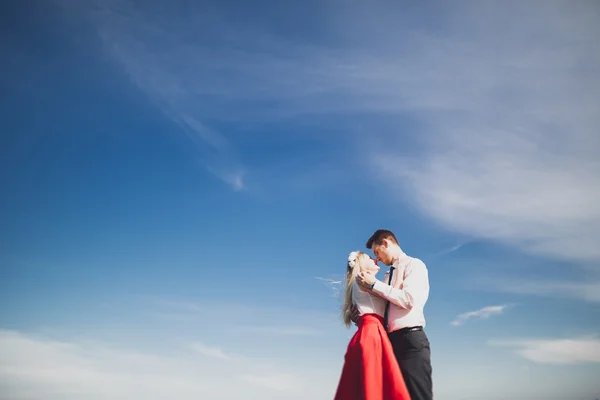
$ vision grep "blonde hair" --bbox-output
[342,251,365,327]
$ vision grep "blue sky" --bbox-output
[1,0,599,399]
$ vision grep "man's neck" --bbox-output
[390,248,406,266]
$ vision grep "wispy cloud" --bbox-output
[190,341,240,361]
[430,241,471,257]
[440,243,466,255]
[82,2,249,190]
[0,329,312,400]
[451,305,509,327]
[488,336,600,365]
[70,1,599,258]
[369,4,600,264]
[477,278,600,303]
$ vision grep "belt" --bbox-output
[393,326,423,334]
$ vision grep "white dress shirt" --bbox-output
[352,280,386,318]
[371,253,430,332]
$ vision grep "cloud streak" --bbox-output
[430,241,471,257]
[451,305,509,326]
[368,3,600,263]
[190,341,241,362]
[82,1,249,190]
[482,279,600,303]
[68,1,599,260]
[0,329,312,400]
[489,336,600,365]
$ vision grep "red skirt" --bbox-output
[334,314,411,400]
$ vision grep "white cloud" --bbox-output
[82,2,248,190]
[63,1,599,260]
[489,336,600,365]
[430,242,471,257]
[482,279,600,303]
[189,341,241,361]
[451,305,508,326]
[367,4,600,263]
[0,329,317,400]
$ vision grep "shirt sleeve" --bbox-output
[371,259,429,310]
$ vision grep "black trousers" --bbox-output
[388,329,433,400]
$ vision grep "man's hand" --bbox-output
[349,303,360,325]
[356,271,376,290]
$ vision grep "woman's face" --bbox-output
[360,254,380,275]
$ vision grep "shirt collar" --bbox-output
[392,252,411,269]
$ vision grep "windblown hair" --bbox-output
[342,251,365,327]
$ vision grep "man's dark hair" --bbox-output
[366,229,399,249]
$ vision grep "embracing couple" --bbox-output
[334,229,433,400]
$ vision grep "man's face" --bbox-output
[372,240,394,266]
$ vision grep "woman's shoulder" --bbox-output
[352,280,370,296]
[352,281,383,302]
[351,281,365,300]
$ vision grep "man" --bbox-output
[354,229,433,400]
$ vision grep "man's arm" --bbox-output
[371,260,429,310]
[349,303,360,325]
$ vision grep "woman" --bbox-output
[334,251,411,400]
